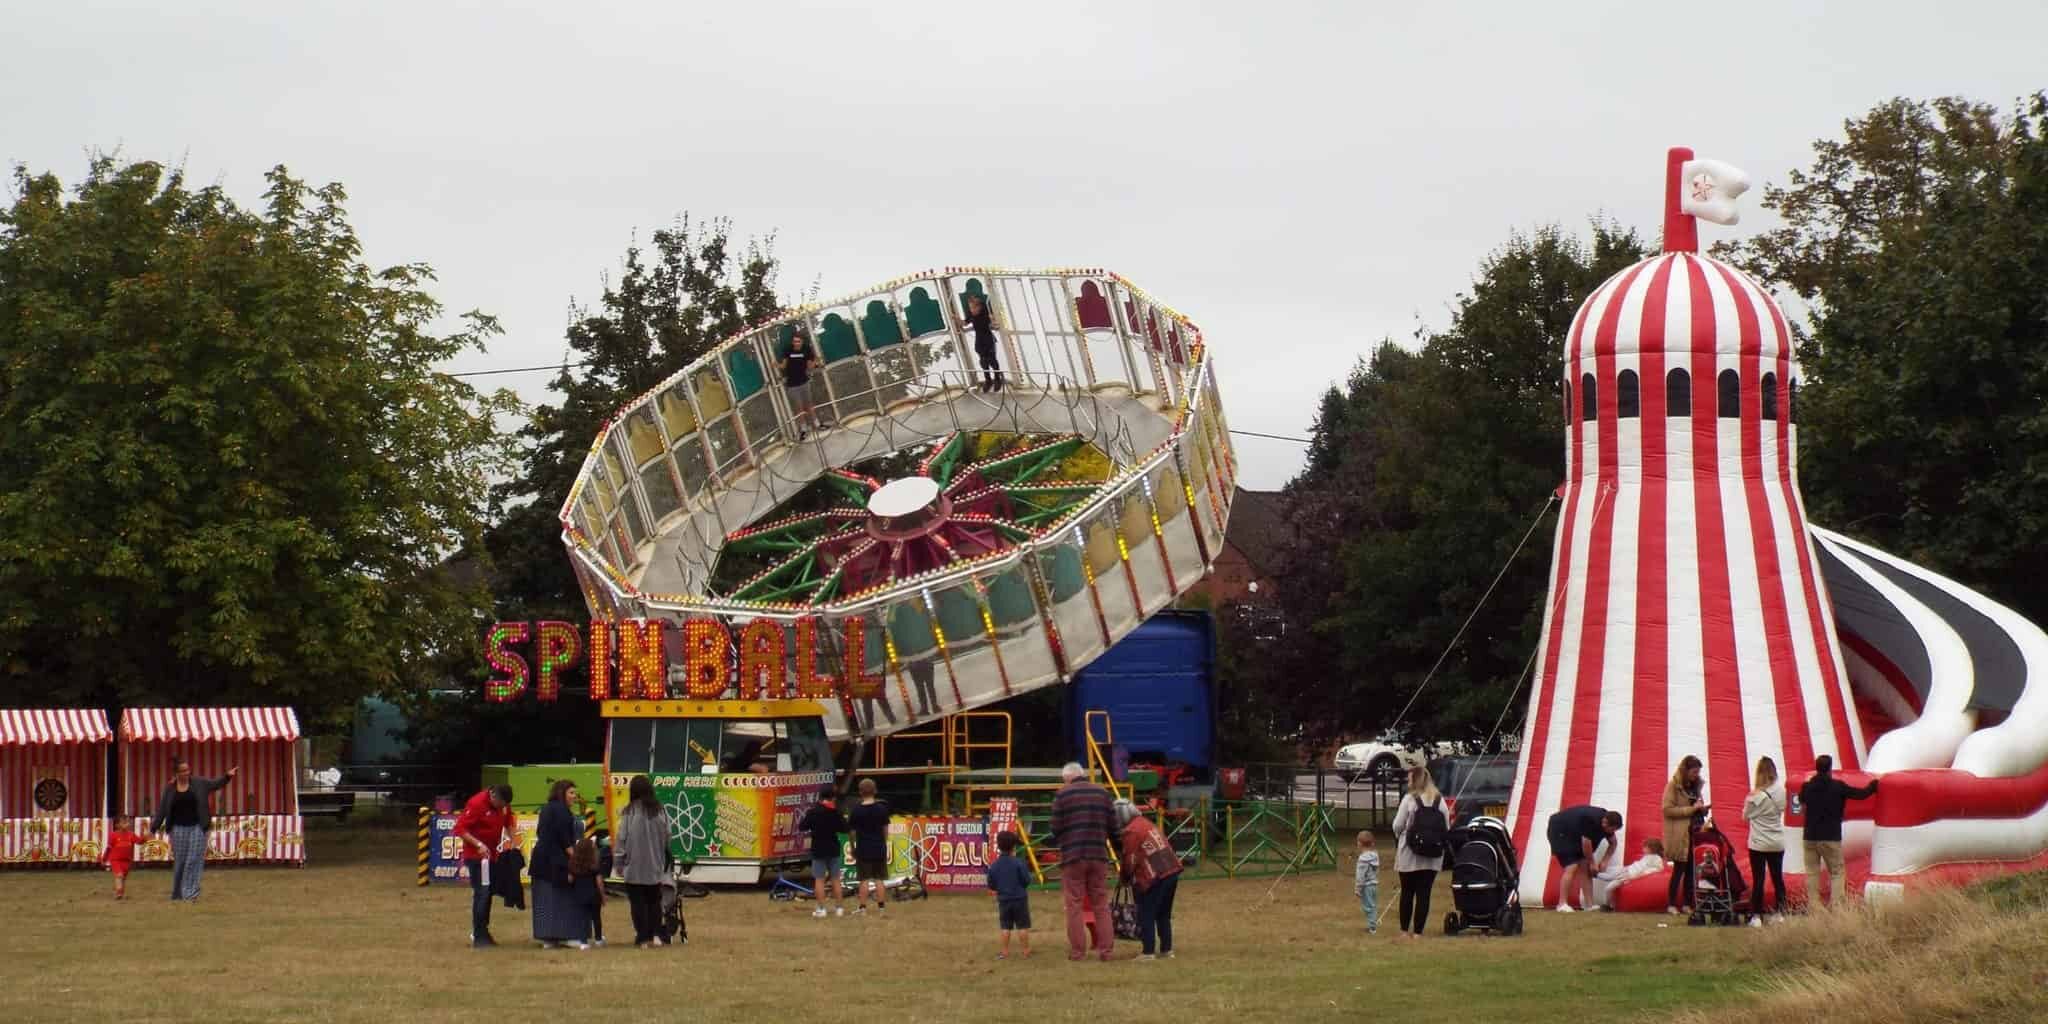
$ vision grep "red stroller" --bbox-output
[1687,821,1748,927]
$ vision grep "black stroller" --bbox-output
[658,881,688,945]
[1443,816,1524,936]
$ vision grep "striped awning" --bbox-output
[119,707,301,743]
[0,709,113,746]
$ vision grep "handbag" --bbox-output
[1110,882,1141,941]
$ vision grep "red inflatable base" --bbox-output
[1601,858,1869,914]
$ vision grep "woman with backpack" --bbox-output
[1389,763,1450,939]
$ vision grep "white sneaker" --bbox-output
[834,906,845,917]
[570,941,590,951]
[812,907,828,918]
[1748,917,1763,928]
[592,939,605,947]
[1555,904,1575,914]
[1135,954,1157,962]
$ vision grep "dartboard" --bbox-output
[33,777,68,813]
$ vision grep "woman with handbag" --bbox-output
[530,779,589,949]
[1114,800,1184,961]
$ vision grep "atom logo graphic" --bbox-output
[908,829,943,874]
[665,797,709,849]
[1690,172,1718,202]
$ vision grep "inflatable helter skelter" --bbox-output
[1507,148,2048,908]
[556,268,1236,741]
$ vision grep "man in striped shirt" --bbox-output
[1049,762,1116,961]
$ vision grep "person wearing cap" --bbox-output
[799,784,849,918]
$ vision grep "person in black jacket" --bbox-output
[1797,755,1878,910]
[151,757,238,902]
[963,294,1003,392]
[798,786,848,917]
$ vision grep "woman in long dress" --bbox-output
[531,779,588,949]
[150,756,238,902]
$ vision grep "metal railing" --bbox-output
[558,266,1227,623]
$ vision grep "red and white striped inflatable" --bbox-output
[1503,230,1860,903]
[118,708,302,862]
[1508,148,2048,907]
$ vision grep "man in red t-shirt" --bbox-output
[454,784,516,947]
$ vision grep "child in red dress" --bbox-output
[103,817,144,899]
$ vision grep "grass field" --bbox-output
[1,824,2039,1024]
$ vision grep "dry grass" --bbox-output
[0,824,1804,1024]
[1673,875,2048,1024]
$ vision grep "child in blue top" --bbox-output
[985,830,1033,960]
[1354,831,1381,934]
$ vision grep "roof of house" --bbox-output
[1226,488,1290,578]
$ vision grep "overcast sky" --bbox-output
[6,1,2042,490]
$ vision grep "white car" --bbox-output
[1333,736,1459,782]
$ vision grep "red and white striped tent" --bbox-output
[0,709,112,867]
[119,707,304,864]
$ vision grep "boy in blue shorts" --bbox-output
[986,830,1033,959]
[798,785,847,918]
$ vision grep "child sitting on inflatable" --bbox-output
[1590,838,1667,909]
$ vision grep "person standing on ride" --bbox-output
[615,775,672,947]
[151,756,238,902]
[1663,755,1709,916]
[1742,756,1788,925]
[1389,763,1448,939]
[779,326,822,440]
[453,783,516,947]
[1798,754,1877,910]
[531,779,589,949]
[963,294,1003,392]
[1114,799,1184,961]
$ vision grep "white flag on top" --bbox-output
[1679,158,1750,225]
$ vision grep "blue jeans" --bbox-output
[466,859,492,939]
[1357,885,1379,931]
[1136,874,1179,955]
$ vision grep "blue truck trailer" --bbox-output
[1064,609,1216,774]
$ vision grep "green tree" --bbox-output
[402,222,782,767]
[484,220,781,629]
[1720,94,2048,624]
[1261,223,1647,748]
[0,158,519,720]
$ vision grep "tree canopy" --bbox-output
[1722,93,2048,625]
[0,158,519,719]
[1246,223,1648,748]
[396,221,783,765]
